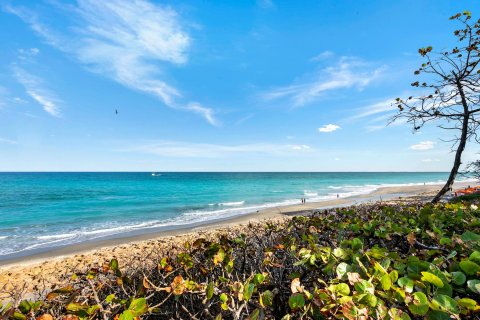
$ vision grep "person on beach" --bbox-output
[337,194,339,198]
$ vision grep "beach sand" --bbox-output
[0,181,472,299]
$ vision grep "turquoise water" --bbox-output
[0,172,454,259]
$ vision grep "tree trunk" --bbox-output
[431,80,470,203]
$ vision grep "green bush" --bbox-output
[2,201,480,319]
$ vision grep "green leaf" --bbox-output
[467,279,480,294]
[18,300,31,314]
[351,238,363,251]
[329,283,350,296]
[244,283,255,301]
[451,271,466,286]
[461,231,480,242]
[457,298,477,310]
[248,308,264,320]
[219,293,228,311]
[206,281,214,300]
[110,258,119,271]
[333,248,347,259]
[408,292,429,316]
[119,310,135,320]
[397,277,414,293]
[128,298,148,317]
[421,271,444,288]
[354,280,374,294]
[336,262,351,279]
[381,274,392,290]
[105,294,116,303]
[260,290,273,307]
[253,273,265,285]
[432,294,458,313]
[288,293,305,310]
[459,260,480,275]
[10,312,26,320]
[426,310,450,320]
[388,308,411,320]
[389,270,399,283]
[219,293,228,303]
[355,293,377,307]
[469,251,480,264]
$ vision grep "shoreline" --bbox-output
[0,181,472,297]
[0,181,471,269]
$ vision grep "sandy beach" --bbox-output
[0,181,472,299]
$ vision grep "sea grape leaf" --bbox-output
[354,280,374,294]
[288,293,305,310]
[206,281,214,300]
[354,293,377,307]
[461,231,480,242]
[408,292,429,316]
[381,274,392,290]
[469,251,480,264]
[260,290,273,307]
[457,298,477,310]
[397,277,414,293]
[128,298,148,317]
[451,271,466,286]
[244,283,255,301]
[329,283,350,296]
[421,272,444,288]
[336,262,351,280]
[459,260,480,275]
[432,294,458,313]
[467,280,480,294]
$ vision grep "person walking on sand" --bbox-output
[337,194,339,199]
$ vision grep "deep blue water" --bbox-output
[0,172,454,258]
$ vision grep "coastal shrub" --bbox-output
[2,200,480,319]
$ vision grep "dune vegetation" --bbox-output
[2,199,480,319]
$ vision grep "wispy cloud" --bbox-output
[349,98,396,121]
[310,51,334,62]
[262,56,385,107]
[410,141,434,150]
[0,138,17,145]
[13,67,61,117]
[257,0,275,9]
[422,158,440,162]
[124,141,315,158]
[5,0,219,125]
[318,124,340,133]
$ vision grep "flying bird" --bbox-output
[115,109,118,115]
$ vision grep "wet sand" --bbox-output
[0,181,471,299]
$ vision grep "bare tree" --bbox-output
[392,11,480,203]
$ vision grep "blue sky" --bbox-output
[0,0,478,171]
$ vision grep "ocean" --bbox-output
[0,172,456,260]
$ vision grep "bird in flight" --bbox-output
[115,109,118,115]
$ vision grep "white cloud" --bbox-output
[13,67,61,117]
[263,56,384,107]
[310,51,334,62]
[349,98,396,121]
[422,158,440,162]
[257,0,275,9]
[410,141,435,150]
[318,124,340,133]
[125,141,315,158]
[6,1,218,125]
[0,138,17,145]
[291,144,311,150]
[18,47,39,60]
[186,102,218,126]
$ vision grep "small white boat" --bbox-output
[151,172,162,176]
